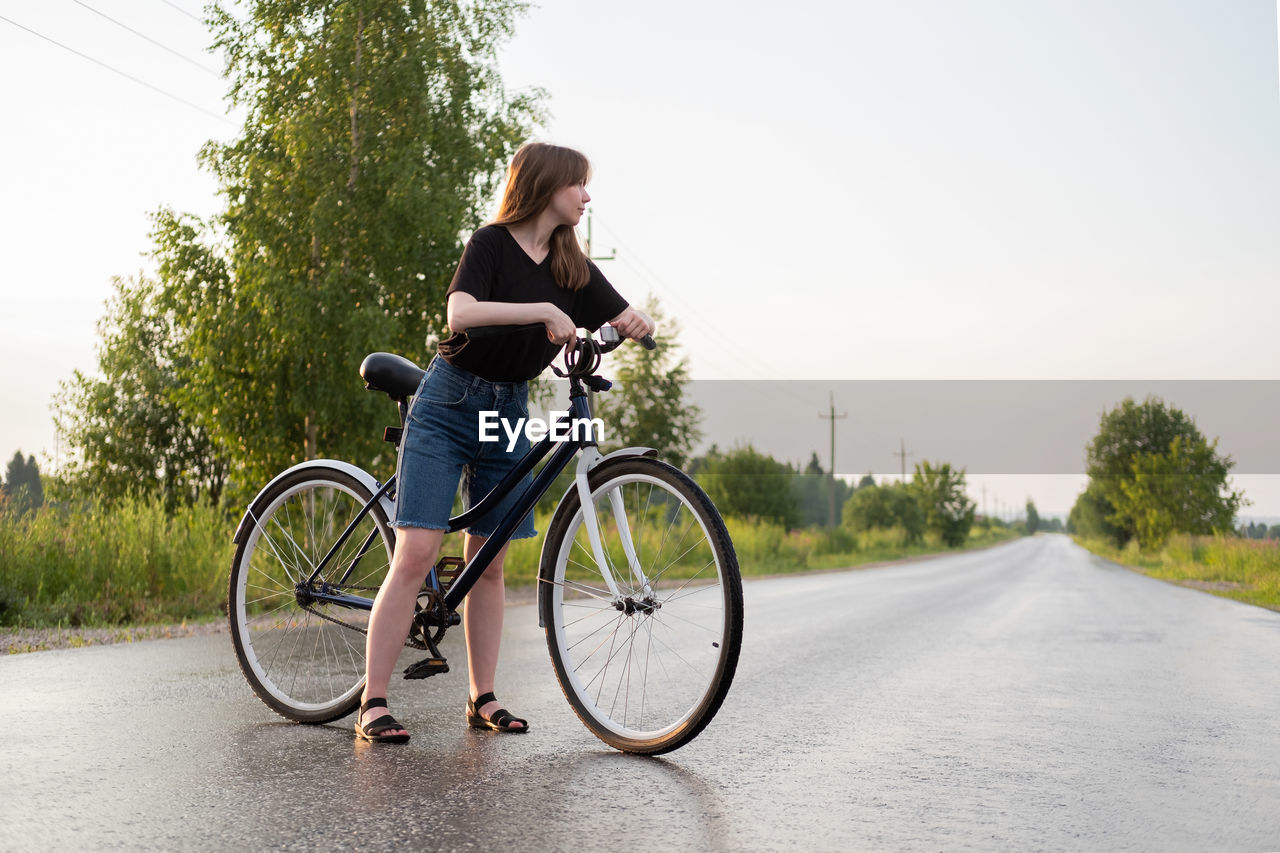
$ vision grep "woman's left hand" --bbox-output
[610,306,655,341]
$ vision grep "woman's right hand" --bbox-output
[542,304,577,345]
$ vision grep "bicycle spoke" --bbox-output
[640,616,654,727]
[611,617,640,725]
[639,619,709,678]
[562,604,622,632]
[541,575,615,603]
[571,611,628,674]
[657,558,719,599]
[585,614,645,700]
[651,605,723,636]
[660,578,720,598]
[566,609,627,654]
[542,461,741,753]
[231,471,391,721]
[651,521,705,584]
[248,596,298,628]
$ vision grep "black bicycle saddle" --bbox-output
[359,352,426,400]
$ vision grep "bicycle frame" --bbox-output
[299,377,651,615]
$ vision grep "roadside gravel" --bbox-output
[2,619,230,654]
[2,584,543,654]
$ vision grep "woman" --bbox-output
[356,142,655,743]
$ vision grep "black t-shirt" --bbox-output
[439,224,629,381]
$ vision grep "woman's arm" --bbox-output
[447,291,578,344]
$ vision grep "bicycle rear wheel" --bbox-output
[539,457,743,754]
[229,466,393,723]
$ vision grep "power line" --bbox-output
[587,210,779,379]
[0,12,234,126]
[588,212,824,418]
[586,211,838,469]
[73,0,221,77]
[159,0,203,23]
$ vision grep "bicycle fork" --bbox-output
[574,447,654,604]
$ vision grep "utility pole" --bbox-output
[894,438,914,480]
[818,392,847,527]
[584,210,617,262]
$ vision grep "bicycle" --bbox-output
[227,324,743,754]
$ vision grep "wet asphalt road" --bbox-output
[2,534,1278,851]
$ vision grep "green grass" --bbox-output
[722,519,1024,576]
[1074,534,1280,612]
[496,514,1024,584]
[0,498,234,628]
[0,494,1025,632]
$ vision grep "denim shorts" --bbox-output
[392,355,537,540]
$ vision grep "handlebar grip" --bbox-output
[639,334,656,351]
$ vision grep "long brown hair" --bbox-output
[492,142,592,291]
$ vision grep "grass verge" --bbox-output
[497,515,1024,584]
[2,496,1025,651]
[0,498,234,631]
[1073,534,1280,612]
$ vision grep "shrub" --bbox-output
[842,482,924,542]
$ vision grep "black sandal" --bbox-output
[466,692,529,733]
[355,697,410,743]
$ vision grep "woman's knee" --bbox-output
[390,527,444,582]
[468,550,505,584]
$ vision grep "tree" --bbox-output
[697,445,800,528]
[1238,521,1267,539]
[793,452,854,528]
[148,1,540,488]
[55,275,228,506]
[1068,479,1124,540]
[857,474,876,490]
[1082,396,1244,548]
[593,298,701,469]
[1110,435,1245,550]
[841,481,924,542]
[908,460,975,547]
[1025,498,1041,534]
[2,451,44,514]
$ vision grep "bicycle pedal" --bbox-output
[433,555,465,591]
[403,657,449,680]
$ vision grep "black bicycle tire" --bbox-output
[228,465,393,724]
[538,456,743,754]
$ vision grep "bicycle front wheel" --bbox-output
[539,457,743,754]
[229,466,393,723]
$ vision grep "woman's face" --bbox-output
[547,181,590,227]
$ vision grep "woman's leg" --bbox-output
[361,526,444,733]
[461,532,523,728]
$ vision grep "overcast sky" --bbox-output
[1,0,1277,515]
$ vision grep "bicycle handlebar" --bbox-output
[464,323,655,351]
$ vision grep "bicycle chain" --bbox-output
[299,583,431,650]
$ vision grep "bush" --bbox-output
[908,461,975,547]
[697,445,800,528]
[0,497,234,627]
[842,483,924,542]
